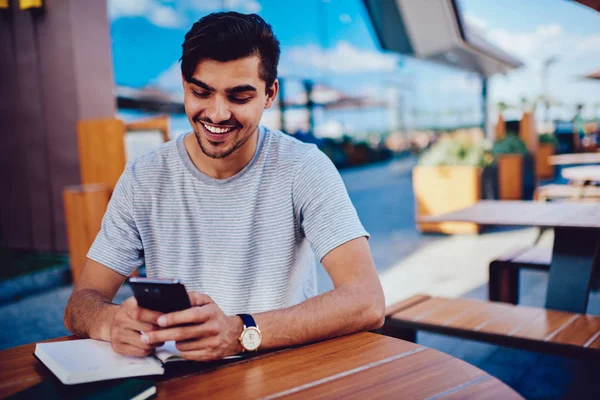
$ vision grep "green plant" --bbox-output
[492,132,528,156]
[418,136,494,168]
[538,133,559,148]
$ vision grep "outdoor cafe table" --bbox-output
[549,152,600,165]
[562,166,600,184]
[419,200,600,314]
[0,332,523,399]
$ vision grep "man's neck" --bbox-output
[184,129,259,180]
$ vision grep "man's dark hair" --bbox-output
[181,12,280,90]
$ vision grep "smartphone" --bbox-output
[128,277,192,314]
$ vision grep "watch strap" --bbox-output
[237,313,257,328]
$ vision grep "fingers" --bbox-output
[188,292,214,307]
[158,304,215,328]
[143,321,219,345]
[111,329,157,357]
[112,342,154,357]
[122,300,163,325]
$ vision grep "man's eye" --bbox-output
[230,97,252,104]
[192,90,210,98]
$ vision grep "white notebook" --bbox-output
[34,339,241,385]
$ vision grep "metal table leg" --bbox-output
[545,227,600,313]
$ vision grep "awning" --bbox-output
[584,69,600,80]
[363,0,523,77]
[573,0,600,12]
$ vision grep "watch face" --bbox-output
[242,327,261,351]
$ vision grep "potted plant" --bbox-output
[492,133,529,200]
[413,134,495,234]
[537,133,558,180]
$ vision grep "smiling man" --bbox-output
[64,12,384,361]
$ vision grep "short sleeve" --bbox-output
[87,166,144,276]
[293,147,369,261]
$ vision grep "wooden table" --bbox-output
[549,152,600,165]
[419,200,600,313]
[0,333,522,399]
[562,166,600,183]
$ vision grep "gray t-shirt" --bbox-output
[88,126,369,315]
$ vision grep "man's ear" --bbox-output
[264,79,279,109]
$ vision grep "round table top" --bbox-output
[0,332,523,399]
[562,166,600,182]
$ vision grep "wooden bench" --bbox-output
[489,246,552,304]
[535,184,600,201]
[381,295,600,359]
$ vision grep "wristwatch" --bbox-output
[237,314,262,352]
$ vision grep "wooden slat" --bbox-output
[445,301,514,331]
[392,298,452,321]
[385,295,430,317]
[589,332,600,349]
[156,333,422,399]
[417,298,479,326]
[439,375,524,400]
[477,305,543,336]
[508,309,578,341]
[278,349,486,400]
[549,315,600,347]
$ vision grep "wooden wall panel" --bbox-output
[0,5,33,249]
[35,0,81,252]
[13,9,54,251]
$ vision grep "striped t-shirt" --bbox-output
[88,126,369,315]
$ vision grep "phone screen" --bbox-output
[128,278,192,313]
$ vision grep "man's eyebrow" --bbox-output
[225,85,257,94]
[188,78,214,92]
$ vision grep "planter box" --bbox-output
[536,143,555,180]
[497,154,523,200]
[413,166,482,234]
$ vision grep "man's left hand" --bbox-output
[140,292,243,361]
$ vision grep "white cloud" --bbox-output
[190,0,262,13]
[283,41,400,74]
[149,5,182,28]
[151,62,183,93]
[339,14,352,24]
[108,0,185,28]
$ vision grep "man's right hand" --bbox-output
[110,296,165,357]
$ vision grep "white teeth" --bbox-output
[202,123,233,134]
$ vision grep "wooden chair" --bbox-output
[381,295,600,359]
[63,116,170,282]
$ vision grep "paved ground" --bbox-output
[1,157,599,399]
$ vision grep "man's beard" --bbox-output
[193,128,253,160]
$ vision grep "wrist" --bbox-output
[95,303,119,342]
[229,315,244,354]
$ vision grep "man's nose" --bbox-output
[205,96,232,123]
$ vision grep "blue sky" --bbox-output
[108,0,600,135]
